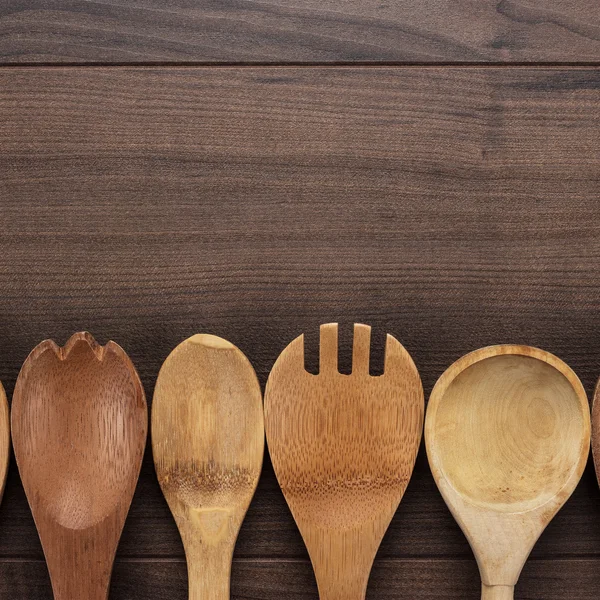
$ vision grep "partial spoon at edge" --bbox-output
[426,345,590,600]
[0,382,9,504]
[11,332,147,600]
[152,334,264,600]
[589,374,600,501]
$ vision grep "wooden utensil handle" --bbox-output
[481,584,514,600]
[52,584,109,600]
[48,561,111,600]
[186,546,232,600]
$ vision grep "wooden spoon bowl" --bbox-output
[152,334,264,600]
[426,345,590,600]
[12,332,147,600]
[265,323,423,600]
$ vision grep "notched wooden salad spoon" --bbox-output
[152,334,264,600]
[426,345,590,600]
[264,323,424,600]
[12,332,147,600]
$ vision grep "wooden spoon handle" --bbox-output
[185,544,232,600]
[316,584,366,600]
[52,581,109,600]
[481,585,514,600]
[48,554,111,600]
[176,513,236,600]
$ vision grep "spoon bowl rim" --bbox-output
[425,344,590,515]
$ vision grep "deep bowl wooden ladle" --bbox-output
[152,334,264,600]
[265,323,423,600]
[426,345,590,600]
[12,332,147,600]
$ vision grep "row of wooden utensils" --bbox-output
[0,323,594,600]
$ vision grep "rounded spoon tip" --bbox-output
[188,334,236,350]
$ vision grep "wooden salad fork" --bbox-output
[264,323,424,600]
[152,334,264,600]
[426,345,590,600]
[12,332,147,600]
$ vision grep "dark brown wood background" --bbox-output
[0,2,599,598]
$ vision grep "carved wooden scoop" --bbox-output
[0,382,9,503]
[426,345,590,600]
[152,334,264,600]
[12,332,147,600]
[265,323,423,600]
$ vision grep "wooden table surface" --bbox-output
[0,3,599,599]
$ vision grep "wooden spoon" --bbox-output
[12,332,147,600]
[152,334,264,600]
[426,345,590,600]
[590,377,600,492]
[264,323,423,600]
[0,382,9,503]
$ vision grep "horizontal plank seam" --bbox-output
[0,62,599,69]
[0,556,598,563]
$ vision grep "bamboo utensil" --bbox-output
[264,323,423,600]
[152,334,264,600]
[12,332,147,600]
[426,345,590,600]
[0,382,9,503]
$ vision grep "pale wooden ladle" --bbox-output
[0,382,9,503]
[264,323,424,600]
[152,334,264,600]
[426,345,590,600]
[12,332,147,600]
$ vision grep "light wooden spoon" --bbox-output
[152,334,264,600]
[426,345,590,600]
[12,332,147,600]
[264,323,424,600]
[0,382,9,503]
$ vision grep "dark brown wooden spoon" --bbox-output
[0,382,9,503]
[12,332,147,600]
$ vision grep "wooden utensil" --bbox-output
[152,334,264,600]
[590,377,600,491]
[264,323,423,600]
[426,345,590,600]
[12,332,147,600]
[0,382,9,503]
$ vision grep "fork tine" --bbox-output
[352,323,371,376]
[319,323,338,373]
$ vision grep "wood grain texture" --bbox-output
[0,0,600,63]
[11,332,148,600]
[264,323,423,600]
[0,66,599,597]
[152,334,264,600]
[3,557,600,598]
[426,345,591,599]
